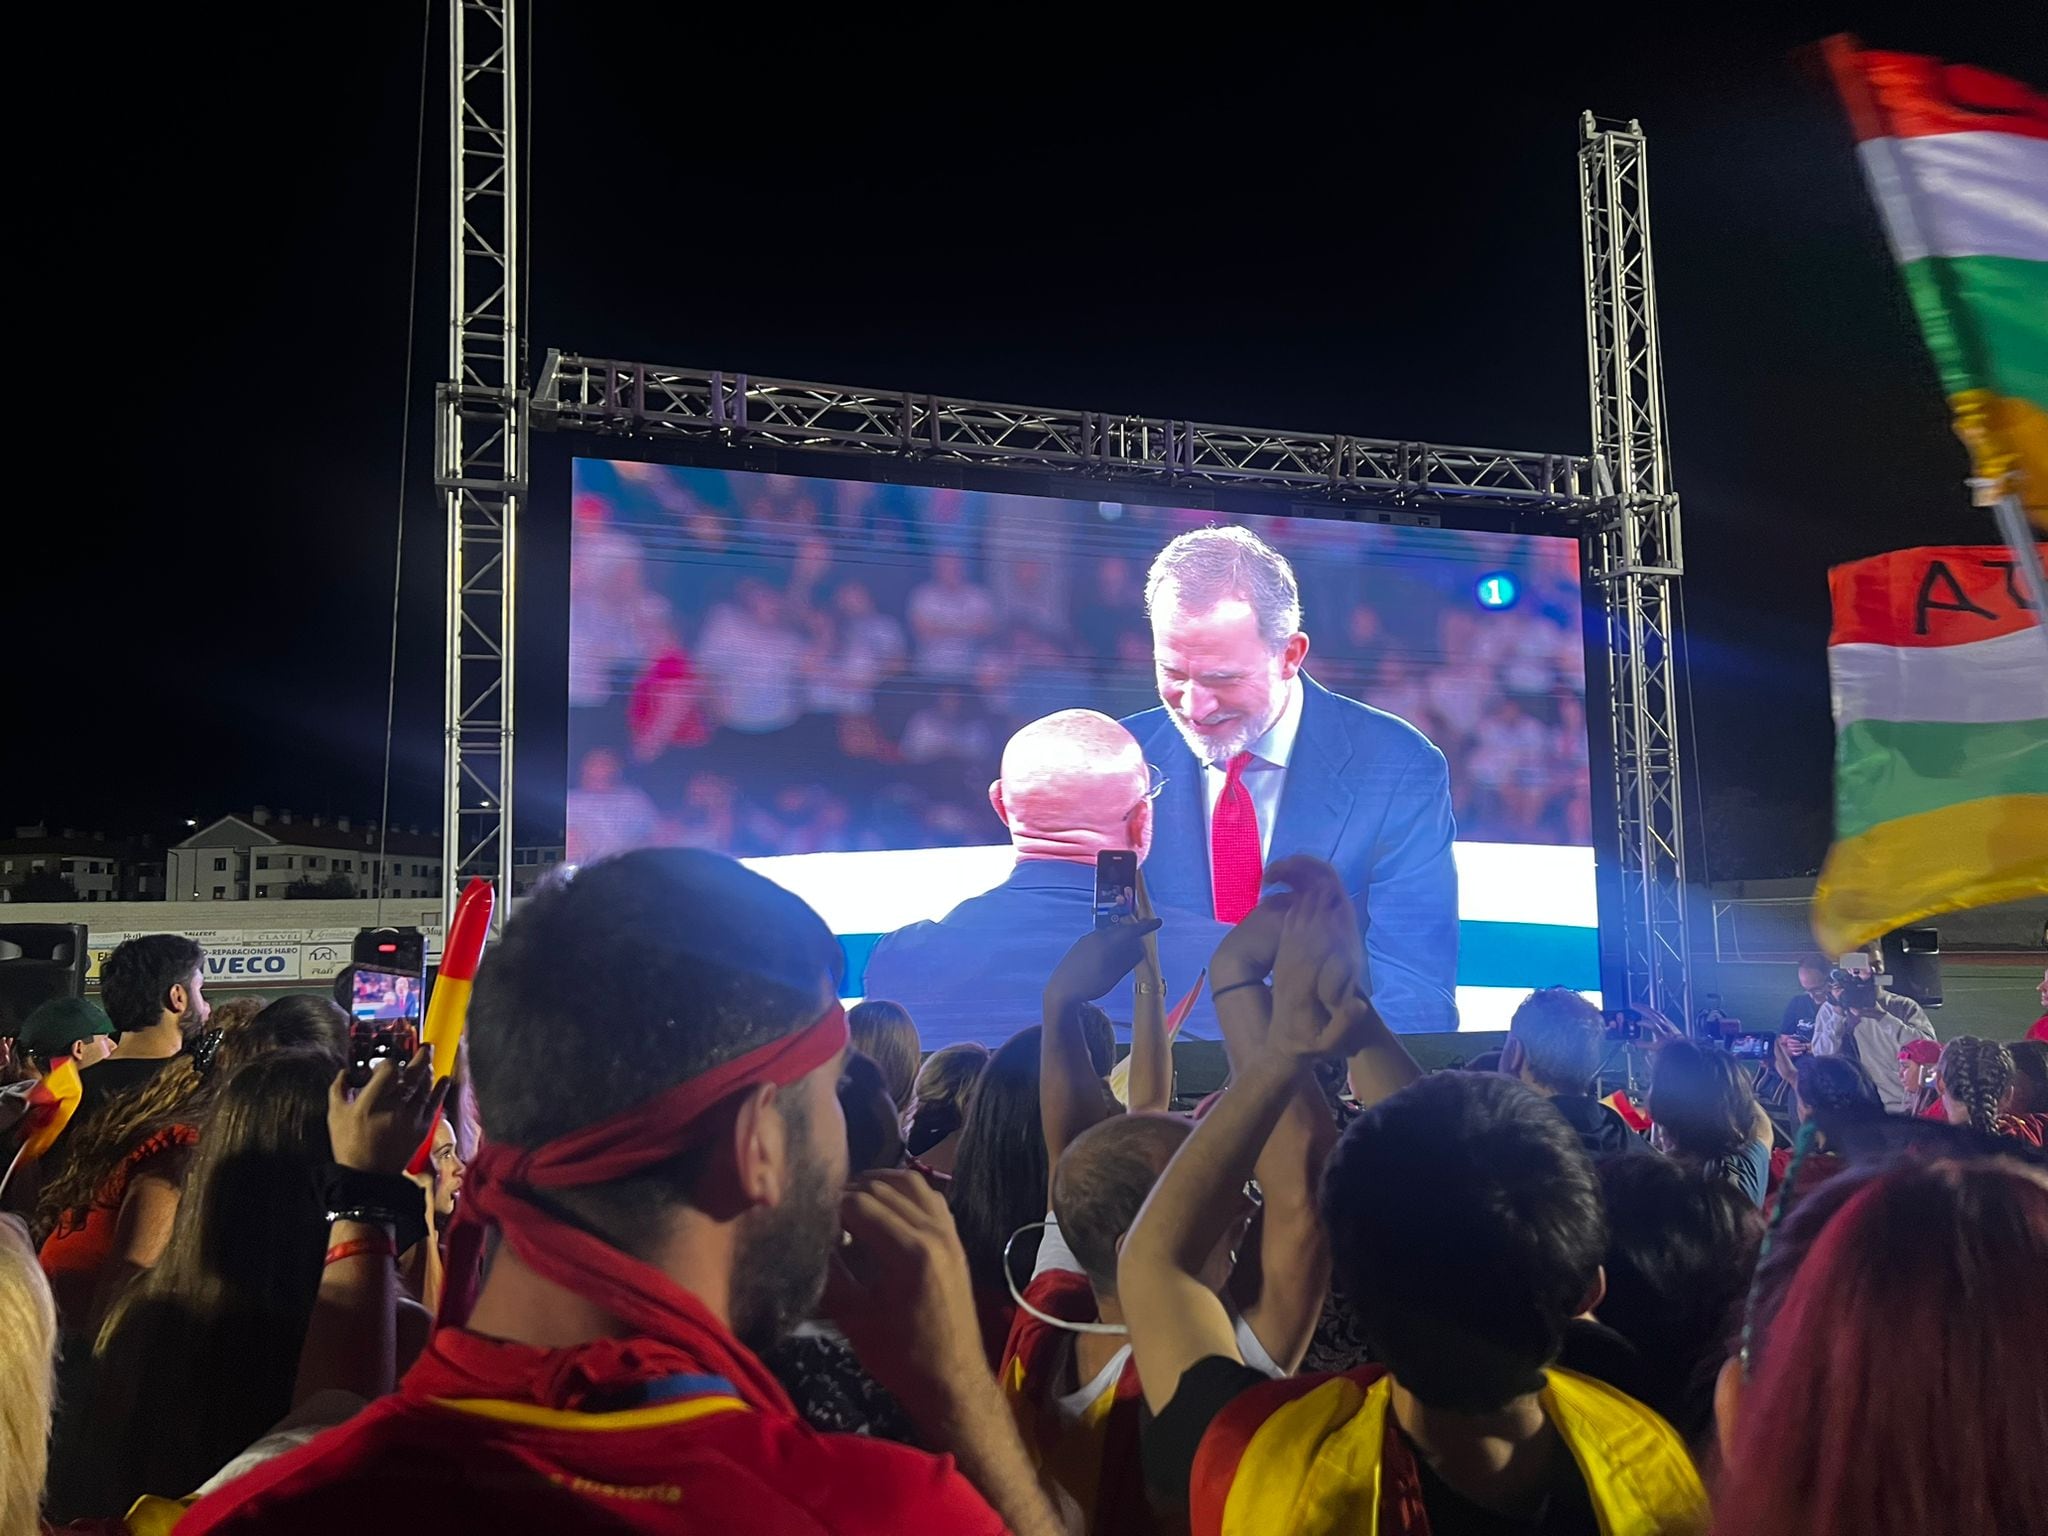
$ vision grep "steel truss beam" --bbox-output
[534,356,1597,512]
[437,0,521,923]
[1580,113,1691,1021]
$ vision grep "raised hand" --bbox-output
[1264,854,1364,982]
[328,1046,449,1176]
[1045,918,1163,1007]
[824,1169,987,1421]
[1268,880,1376,1063]
[1211,896,1292,988]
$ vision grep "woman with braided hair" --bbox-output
[1938,1037,2045,1147]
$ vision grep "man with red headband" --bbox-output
[181,849,1060,1534]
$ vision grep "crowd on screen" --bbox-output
[565,463,1591,864]
[3,852,2045,1533]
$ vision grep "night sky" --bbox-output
[12,9,2037,877]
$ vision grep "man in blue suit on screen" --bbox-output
[1121,524,1460,1033]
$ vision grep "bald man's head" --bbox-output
[990,709,1153,864]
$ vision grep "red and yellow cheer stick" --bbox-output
[406,877,495,1174]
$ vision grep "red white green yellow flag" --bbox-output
[1811,545,2048,952]
[1825,39,2048,528]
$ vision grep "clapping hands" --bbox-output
[1266,858,1376,1063]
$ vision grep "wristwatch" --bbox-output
[1134,979,1161,998]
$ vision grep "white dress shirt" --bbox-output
[1200,675,1304,868]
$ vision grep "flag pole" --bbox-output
[1987,490,2048,662]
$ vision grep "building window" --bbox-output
[256,855,270,870]
[213,857,228,871]
[212,886,226,899]
[285,856,297,869]
[256,885,269,898]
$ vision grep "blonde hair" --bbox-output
[848,1000,922,1112]
[1,1215,58,1536]
[912,1041,991,1115]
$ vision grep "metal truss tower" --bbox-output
[1579,113,1691,1020]
[438,0,522,923]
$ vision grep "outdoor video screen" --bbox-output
[568,459,1598,1038]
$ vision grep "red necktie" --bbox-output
[1211,751,1262,922]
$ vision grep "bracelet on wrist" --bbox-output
[322,1163,429,1253]
[1211,977,1268,1001]
[325,1234,399,1266]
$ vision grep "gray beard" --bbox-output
[1167,708,1268,767]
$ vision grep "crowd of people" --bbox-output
[3,857,2045,1535]
[566,462,1592,863]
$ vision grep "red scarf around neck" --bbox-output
[438,1003,848,1414]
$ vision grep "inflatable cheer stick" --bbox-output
[406,877,495,1174]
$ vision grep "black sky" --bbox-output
[11,8,2039,875]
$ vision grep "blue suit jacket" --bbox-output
[1121,674,1460,1034]
[859,859,1233,1050]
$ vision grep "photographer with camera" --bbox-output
[1803,949,1934,1115]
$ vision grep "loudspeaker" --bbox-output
[0,922,90,1035]
[1881,926,1942,1009]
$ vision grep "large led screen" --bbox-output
[569,459,1598,1040]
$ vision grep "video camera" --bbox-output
[1830,968,1878,1012]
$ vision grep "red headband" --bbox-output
[438,1001,848,1411]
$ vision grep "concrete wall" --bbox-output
[3,898,449,994]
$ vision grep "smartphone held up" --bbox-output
[346,927,425,1088]
[1093,849,1140,931]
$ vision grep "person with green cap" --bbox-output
[16,997,117,1076]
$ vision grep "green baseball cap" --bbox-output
[18,996,116,1058]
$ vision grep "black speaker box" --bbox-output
[1881,926,1942,1009]
[0,922,90,1035]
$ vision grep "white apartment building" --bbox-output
[169,809,443,902]
[0,827,164,903]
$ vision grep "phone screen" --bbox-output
[1727,1031,1775,1061]
[1093,850,1140,930]
[351,967,423,1023]
[347,967,423,1087]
